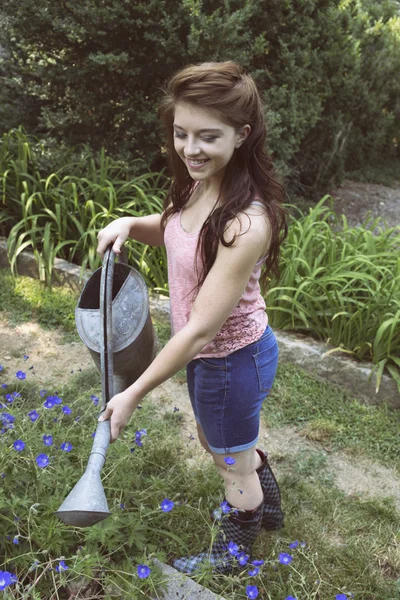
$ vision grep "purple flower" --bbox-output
[15,370,26,380]
[36,454,50,468]
[12,536,19,545]
[55,561,68,572]
[224,456,236,465]
[237,552,249,566]
[90,395,99,406]
[228,541,239,556]
[336,596,348,600]
[137,564,151,579]
[246,585,258,599]
[0,365,2,371]
[160,498,174,512]
[119,503,125,509]
[23,355,29,361]
[278,552,293,565]
[28,410,40,422]
[13,439,25,451]
[300,541,306,547]
[62,406,72,415]
[39,390,47,397]
[1,384,7,389]
[52,396,62,405]
[43,397,55,409]
[285,597,297,600]
[251,559,264,567]
[289,540,299,549]
[0,571,18,591]
[220,500,230,514]
[248,567,259,576]
[60,442,73,452]
[43,434,53,446]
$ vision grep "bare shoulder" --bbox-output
[224,204,271,251]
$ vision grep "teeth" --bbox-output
[188,159,208,165]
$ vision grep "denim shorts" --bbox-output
[186,325,279,455]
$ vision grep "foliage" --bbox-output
[0,357,399,598]
[0,128,170,292]
[267,196,400,392]
[0,0,399,196]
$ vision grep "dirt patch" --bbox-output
[328,179,400,230]
[0,319,93,388]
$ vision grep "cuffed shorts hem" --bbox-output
[207,437,259,455]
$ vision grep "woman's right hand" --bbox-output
[96,217,135,258]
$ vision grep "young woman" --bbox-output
[96,61,288,575]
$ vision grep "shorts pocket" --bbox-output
[198,357,227,370]
[253,345,278,393]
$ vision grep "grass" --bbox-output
[1,275,399,598]
[263,363,400,472]
[0,269,79,343]
[1,362,399,599]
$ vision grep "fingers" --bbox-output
[96,233,124,258]
[98,407,124,443]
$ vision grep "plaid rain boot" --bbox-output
[173,498,264,575]
[256,448,284,530]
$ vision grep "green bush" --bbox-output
[0,0,399,197]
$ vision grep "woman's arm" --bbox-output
[97,213,165,258]
[100,211,271,441]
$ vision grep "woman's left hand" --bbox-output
[98,390,142,443]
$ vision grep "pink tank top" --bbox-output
[163,203,269,359]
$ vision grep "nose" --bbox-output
[184,136,201,157]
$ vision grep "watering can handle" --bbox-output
[99,245,115,410]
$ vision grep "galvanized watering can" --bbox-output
[55,247,157,527]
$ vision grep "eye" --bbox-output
[173,132,218,143]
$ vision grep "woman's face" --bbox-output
[173,102,250,186]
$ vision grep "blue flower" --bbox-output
[5,394,13,403]
[60,442,73,452]
[13,439,25,451]
[39,390,47,397]
[53,396,62,405]
[23,355,29,361]
[43,397,55,409]
[300,541,306,547]
[248,567,259,576]
[12,536,19,545]
[55,561,68,573]
[137,564,151,579]
[285,597,297,600]
[1,413,15,425]
[246,585,258,599]
[62,406,72,415]
[336,595,348,600]
[0,571,18,591]
[278,552,293,565]
[90,395,99,406]
[289,540,299,549]
[28,410,40,422]
[237,552,249,566]
[224,456,236,465]
[220,500,231,514]
[36,454,50,468]
[15,370,26,380]
[1,384,7,389]
[43,434,53,446]
[119,503,125,509]
[251,559,264,567]
[0,365,2,371]
[160,498,174,512]
[228,541,239,556]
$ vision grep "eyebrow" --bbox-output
[173,124,223,134]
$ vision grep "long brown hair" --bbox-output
[159,61,288,292]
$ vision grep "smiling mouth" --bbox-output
[186,158,210,166]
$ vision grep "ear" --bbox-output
[235,124,251,148]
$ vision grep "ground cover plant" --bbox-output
[1,285,399,599]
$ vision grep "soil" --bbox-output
[328,179,400,230]
[1,179,399,513]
